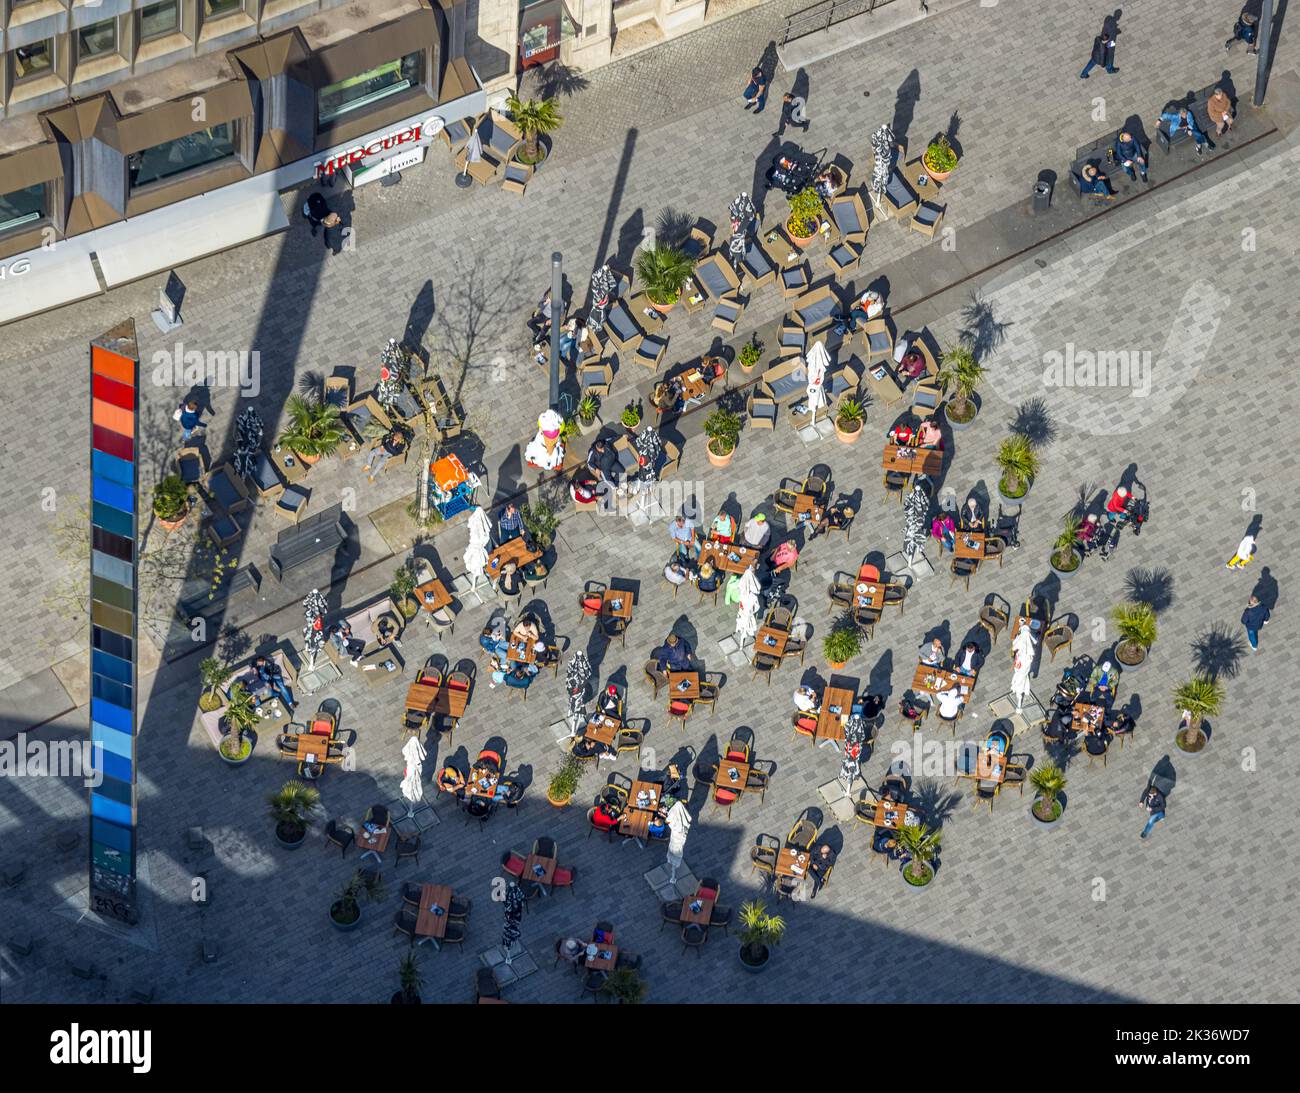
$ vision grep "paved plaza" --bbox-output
[2,0,1299,1004]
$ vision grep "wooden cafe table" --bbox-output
[506,630,541,665]
[585,929,619,972]
[619,779,662,841]
[678,891,716,927]
[698,540,761,575]
[1072,699,1106,735]
[465,765,501,801]
[789,492,825,528]
[1010,614,1044,660]
[522,849,557,890]
[600,589,634,622]
[754,625,790,660]
[405,680,439,714]
[484,537,542,581]
[294,733,330,764]
[415,884,454,944]
[873,799,922,830]
[714,756,751,797]
[881,443,943,477]
[434,681,470,719]
[816,685,855,742]
[356,826,390,859]
[666,671,702,701]
[952,531,988,562]
[911,663,965,696]
[414,576,452,614]
[775,847,812,879]
[583,713,622,750]
[852,578,885,613]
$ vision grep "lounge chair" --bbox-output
[711,294,745,334]
[827,190,870,273]
[502,161,533,195]
[603,299,645,353]
[910,201,946,239]
[884,170,919,220]
[791,285,837,333]
[205,463,251,515]
[694,252,741,302]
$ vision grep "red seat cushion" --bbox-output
[696,886,718,900]
[582,596,603,614]
[310,719,332,736]
[669,700,691,715]
[795,716,817,734]
[714,788,738,804]
[447,679,469,690]
[503,853,525,876]
[726,748,747,761]
[552,868,573,885]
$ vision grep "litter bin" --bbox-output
[1033,179,1052,214]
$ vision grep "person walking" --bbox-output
[742,66,769,112]
[1139,782,1166,839]
[1226,530,1256,569]
[176,399,205,442]
[1241,594,1270,651]
[1080,21,1118,78]
[1225,6,1260,54]
[774,93,808,137]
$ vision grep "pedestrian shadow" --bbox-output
[1251,566,1279,611]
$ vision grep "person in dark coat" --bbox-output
[1080,22,1118,78]
[1241,594,1270,650]
[303,192,329,235]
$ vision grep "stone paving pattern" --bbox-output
[1,0,1298,1003]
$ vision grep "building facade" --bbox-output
[0,0,485,321]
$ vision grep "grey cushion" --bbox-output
[833,201,863,235]
[637,337,666,360]
[915,203,941,226]
[769,371,808,401]
[715,303,741,322]
[797,296,836,326]
[830,244,857,267]
[210,475,241,508]
[279,488,307,512]
[828,373,851,397]
[392,390,420,419]
[781,267,806,288]
[616,446,640,471]
[606,304,641,341]
[583,367,606,387]
[178,454,203,484]
[504,163,529,183]
[914,389,939,409]
[867,330,892,354]
[886,172,916,206]
[349,405,375,432]
[696,262,734,298]
[780,329,805,349]
[743,243,774,278]
[753,402,777,421]
[250,453,279,492]
[211,514,238,538]
[485,121,515,155]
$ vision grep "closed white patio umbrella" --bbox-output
[665,799,693,883]
[805,340,831,425]
[463,505,492,585]
[735,565,762,642]
[400,735,427,803]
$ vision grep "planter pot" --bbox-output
[998,476,1032,505]
[399,597,420,620]
[1175,726,1210,755]
[329,902,363,931]
[1049,551,1082,578]
[738,945,770,973]
[218,732,253,765]
[155,507,189,532]
[785,217,816,248]
[647,297,676,315]
[1115,641,1148,669]
[621,420,641,435]
[578,415,600,435]
[515,136,551,169]
[834,419,863,444]
[942,396,980,431]
[922,154,955,183]
[1030,795,1064,826]
[198,692,224,714]
[738,361,759,375]
[546,789,573,808]
[275,822,308,850]
[706,441,736,468]
[294,449,322,466]
[827,659,847,671]
[901,862,935,888]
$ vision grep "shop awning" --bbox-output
[92,184,288,288]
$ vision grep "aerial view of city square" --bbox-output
[0,0,1294,1045]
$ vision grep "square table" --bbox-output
[466,767,501,800]
[953,531,987,561]
[852,580,885,612]
[1072,700,1106,735]
[698,540,761,575]
[816,685,855,742]
[269,444,308,485]
[583,714,621,748]
[358,646,404,685]
[248,696,292,730]
[295,734,330,763]
[506,633,541,665]
[1012,615,1044,651]
[775,847,812,879]
[667,671,701,701]
[434,683,470,719]
[975,748,1008,783]
[484,538,542,580]
[911,664,965,695]
[522,851,557,888]
[882,444,944,476]
[356,827,390,858]
[679,894,716,927]
[629,780,664,812]
[678,368,714,403]
[714,758,751,795]
[600,589,634,621]
[415,884,454,940]
[790,493,825,525]
[754,626,790,659]
[874,800,921,830]
[405,681,439,713]
[901,157,944,197]
[414,577,452,613]
[618,809,651,839]
[585,941,620,973]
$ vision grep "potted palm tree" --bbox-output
[635,244,694,313]
[390,559,419,619]
[268,779,321,849]
[737,341,762,375]
[738,899,785,972]
[1029,760,1067,825]
[996,434,1039,502]
[547,753,585,807]
[198,656,231,714]
[1050,514,1083,576]
[506,94,562,167]
[599,966,648,1003]
[938,344,983,428]
[279,394,346,464]
[391,954,423,1004]
[834,397,865,444]
[704,406,741,468]
[785,187,825,246]
[823,613,862,669]
[218,682,259,764]
[1112,601,1157,668]
[576,394,600,434]
[329,869,385,931]
[152,474,192,531]
[897,822,941,887]
[1173,674,1224,754]
[922,135,958,181]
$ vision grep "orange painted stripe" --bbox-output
[92,348,136,387]
[92,398,134,436]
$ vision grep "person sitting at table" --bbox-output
[591,797,622,832]
[479,615,509,657]
[710,509,737,543]
[497,560,525,599]
[766,539,799,576]
[793,684,820,713]
[597,683,623,720]
[252,655,296,710]
[498,660,538,690]
[512,612,542,648]
[661,762,687,801]
[932,513,956,552]
[808,502,854,542]
[327,620,363,665]
[916,419,943,448]
[558,317,585,366]
[668,513,698,559]
[888,422,915,447]
[650,633,694,673]
[664,558,692,587]
[897,345,928,382]
[919,637,945,666]
[651,377,684,416]
[437,764,467,798]
[695,561,720,596]
[1088,659,1120,700]
[935,685,965,720]
[807,844,836,899]
[740,512,771,549]
[959,497,985,531]
[585,437,623,489]
[1083,723,1112,756]
[844,289,885,332]
[1107,709,1136,740]
[955,642,982,677]
[494,501,526,546]
[1079,163,1115,196]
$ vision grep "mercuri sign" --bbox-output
[314,115,446,177]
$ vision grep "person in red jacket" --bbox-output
[1105,486,1130,520]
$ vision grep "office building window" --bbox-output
[140,1,180,40]
[12,40,54,82]
[318,51,423,126]
[79,18,119,60]
[0,183,46,234]
[129,122,238,189]
[205,0,242,17]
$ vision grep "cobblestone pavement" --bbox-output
[2,0,1299,1003]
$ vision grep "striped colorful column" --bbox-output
[88,320,140,925]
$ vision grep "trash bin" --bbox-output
[1033,179,1052,214]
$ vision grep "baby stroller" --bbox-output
[764,149,819,196]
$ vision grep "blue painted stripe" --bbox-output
[92,477,134,514]
[91,795,132,826]
[92,449,134,487]
[94,774,133,806]
[91,818,134,852]
[92,648,132,685]
[94,749,133,783]
[92,673,132,709]
[92,501,133,539]
[91,697,132,733]
[92,723,133,758]
[92,550,134,589]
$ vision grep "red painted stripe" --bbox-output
[93,425,134,461]
[92,374,136,410]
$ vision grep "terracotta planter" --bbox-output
[827,659,847,671]
[922,153,955,182]
[294,449,322,466]
[834,419,863,444]
[706,440,736,468]
[155,506,189,532]
[648,297,676,315]
[546,790,573,808]
[785,217,816,248]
